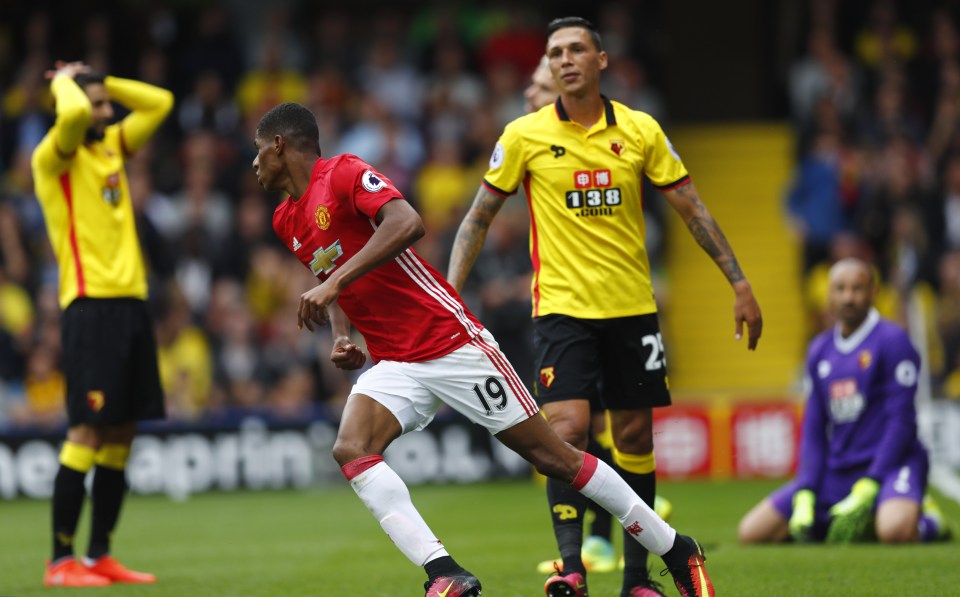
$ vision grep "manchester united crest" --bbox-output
[315,205,331,230]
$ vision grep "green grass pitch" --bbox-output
[1,479,957,596]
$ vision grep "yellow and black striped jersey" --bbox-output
[483,97,689,319]
[32,76,172,309]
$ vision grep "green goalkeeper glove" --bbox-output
[788,489,816,542]
[826,477,879,543]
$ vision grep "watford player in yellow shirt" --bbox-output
[32,60,173,587]
[449,17,762,597]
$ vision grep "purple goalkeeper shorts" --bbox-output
[769,448,929,540]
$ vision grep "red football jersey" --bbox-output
[273,155,483,362]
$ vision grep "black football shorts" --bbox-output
[532,312,671,410]
[61,298,166,425]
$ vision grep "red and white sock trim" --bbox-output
[341,455,384,481]
[572,452,599,490]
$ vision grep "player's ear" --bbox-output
[598,50,608,71]
[273,134,286,155]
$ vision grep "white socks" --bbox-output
[346,459,448,566]
[574,453,676,556]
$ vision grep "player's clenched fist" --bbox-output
[331,336,366,370]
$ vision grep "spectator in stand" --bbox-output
[0,262,33,386]
[858,68,926,147]
[789,27,863,133]
[413,137,472,232]
[212,187,275,283]
[422,37,485,142]
[7,342,66,430]
[235,41,307,121]
[357,34,424,125]
[175,5,244,97]
[787,125,860,273]
[176,70,241,139]
[154,282,212,421]
[338,93,425,195]
[854,0,917,76]
[927,152,960,259]
[855,137,937,287]
[935,248,960,396]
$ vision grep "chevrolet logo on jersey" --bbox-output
[310,241,344,275]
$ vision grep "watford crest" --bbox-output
[87,390,105,412]
[539,366,556,389]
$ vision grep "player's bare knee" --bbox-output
[736,509,766,544]
[526,446,580,483]
[737,519,758,544]
[66,425,103,449]
[541,407,588,446]
[876,520,918,543]
[549,422,588,450]
[331,438,376,467]
[612,418,654,453]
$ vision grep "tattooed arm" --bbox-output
[447,186,509,292]
[663,180,764,350]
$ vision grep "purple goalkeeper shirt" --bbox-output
[795,308,924,492]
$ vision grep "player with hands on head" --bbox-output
[449,16,754,597]
[738,258,951,545]
[253,101,714,597]
[32,60,173,587]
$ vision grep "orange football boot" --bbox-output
[84,556,156,584]
[44,558,111,587]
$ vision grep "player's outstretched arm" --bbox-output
[447,186,508,292]
[662,180,763,350]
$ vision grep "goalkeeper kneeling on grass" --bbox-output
[737,258,951,545]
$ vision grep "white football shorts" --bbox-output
[351,329,540,435]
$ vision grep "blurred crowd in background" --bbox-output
[3,0,960,432]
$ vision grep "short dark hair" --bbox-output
[546,17,603,52]
[75,72,106,88]
[256,102,321,155]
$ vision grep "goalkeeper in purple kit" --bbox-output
[738,258,950,544]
